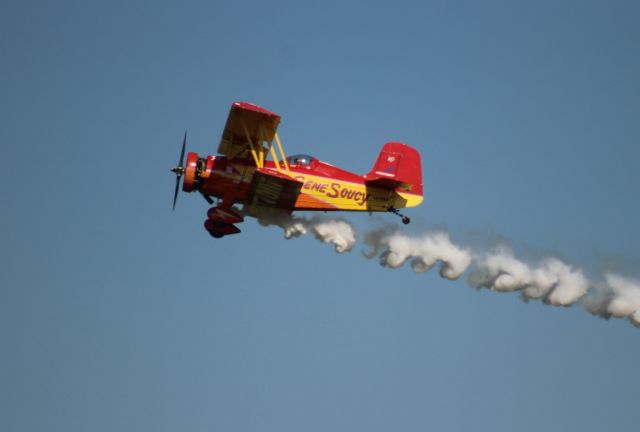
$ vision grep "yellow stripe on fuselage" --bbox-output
[290,173,423,211]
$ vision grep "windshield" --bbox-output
[287,154,315,166]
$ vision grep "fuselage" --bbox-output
[183,152,423,212]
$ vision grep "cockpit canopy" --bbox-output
[287,154,315,167]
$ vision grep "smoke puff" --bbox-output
[253,208,356,253]
[632,311,640,328]
[469,250,587,306]
[309,219,356,253]
[468,248,531,292]
[604,274,640,319]
[411,257,435,273]
[363,229,472,280]
[544,262,589,306]
[582,274,640,327]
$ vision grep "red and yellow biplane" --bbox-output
[171,102,423,238]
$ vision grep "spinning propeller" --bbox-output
[170,132,187,210]
[170,132,214,209]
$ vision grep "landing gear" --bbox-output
[209,230,224,239]
[204,219,241,238]
[388,207,411,225]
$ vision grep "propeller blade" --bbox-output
[179,131,186,167]
[171,131,187,211]
[172,176,180,210]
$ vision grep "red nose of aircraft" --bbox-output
[182,152,199,192]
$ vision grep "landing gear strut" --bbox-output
[389,207,411,225]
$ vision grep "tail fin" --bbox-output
[365,142,423,197]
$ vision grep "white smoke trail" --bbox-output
[251,208,356,253]
[249,209,639,328]
[360,225,639,328]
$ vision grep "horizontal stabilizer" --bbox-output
[364,178,413,191]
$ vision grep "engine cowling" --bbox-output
[182,152,199,192]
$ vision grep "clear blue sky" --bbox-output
[2,1,639,431]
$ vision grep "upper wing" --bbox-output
[217,102,281,162]
[248,168,303,209]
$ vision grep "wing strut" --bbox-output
[274,132,290,173]
[239,119,290,175]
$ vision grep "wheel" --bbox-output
[402,216,411,225]
[204,219,225,238]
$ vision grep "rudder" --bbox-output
[365,142,423,197]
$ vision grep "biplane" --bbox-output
[171,102,423,238]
